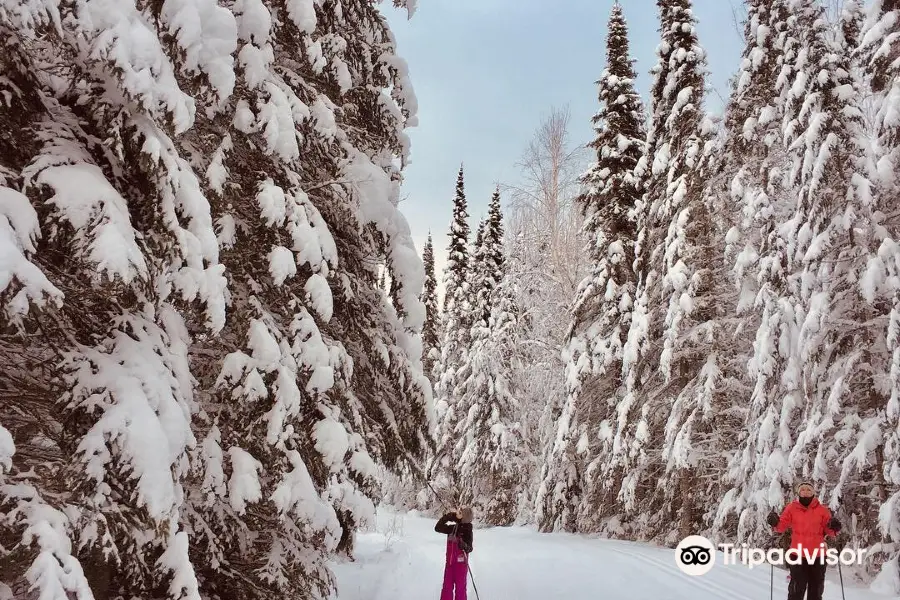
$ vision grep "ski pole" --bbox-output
[400,449,456,509]
[838,561,845,600]
[427,478,455,510]
[770,562,773,600]
[832,506,848,600]
[467,560,481,600]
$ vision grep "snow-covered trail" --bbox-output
[331,509,889,600]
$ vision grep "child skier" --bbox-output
[435,507,474,600]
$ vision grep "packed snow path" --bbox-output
[331,509,889,600]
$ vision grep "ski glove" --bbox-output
[766,512,780,527]
[459,540,472,553]
[829,517,841,532]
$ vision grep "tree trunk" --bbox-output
[679,469,694,541]
[83,548,112,600]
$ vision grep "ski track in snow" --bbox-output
[331,508,891,600]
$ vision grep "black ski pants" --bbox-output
[787,558,827,600]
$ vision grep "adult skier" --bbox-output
[435,507,474,600]
[766,481,842,600]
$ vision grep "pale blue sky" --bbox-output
[383,0,744,287]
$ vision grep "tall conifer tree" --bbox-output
[421,233,441,381]
[469,217,487,325]
[429,166,473,499]
[472,188,505,329]
[453,195,528,525]
[539,0,647,534]
[711,0,795,545]
[615,0,715,539]
[859,0,900,582]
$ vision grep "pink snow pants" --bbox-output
[440,537,467,600]
[440,559,467,600]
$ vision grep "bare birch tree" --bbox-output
[503,105,590,295]
[499,105,591,522]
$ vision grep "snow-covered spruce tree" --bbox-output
[380,232,437,515]
[421,232,441,383]
[859,0,900,95]
[427,216,486,504]
[184,3,433,587]
[429,165,472,506]
[542,1,647,535]
[472,188,505,329]
[761,0,885,560]
[608,4,684,532]
[855,0,900,588]
[486,188,505,267]
[682,112,756,541]
[710,0,799,545]
[468,217,487,324]
[651,108,753,545]
[0,2,428,599]
[434,189,506,513]
[453,214,529,526]
[0,4,233,596]
[717,1,889,564]
[611,0,718,543]
[442,166,472,319]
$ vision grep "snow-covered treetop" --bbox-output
[577,0,646,249]
[645,0,707,153]
[443,165,470,313]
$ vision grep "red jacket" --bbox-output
[774,498,838,553]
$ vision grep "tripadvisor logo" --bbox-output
[674,535,868,576]
[675,535,715,576]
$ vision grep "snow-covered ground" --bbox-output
[331,508,890,600]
